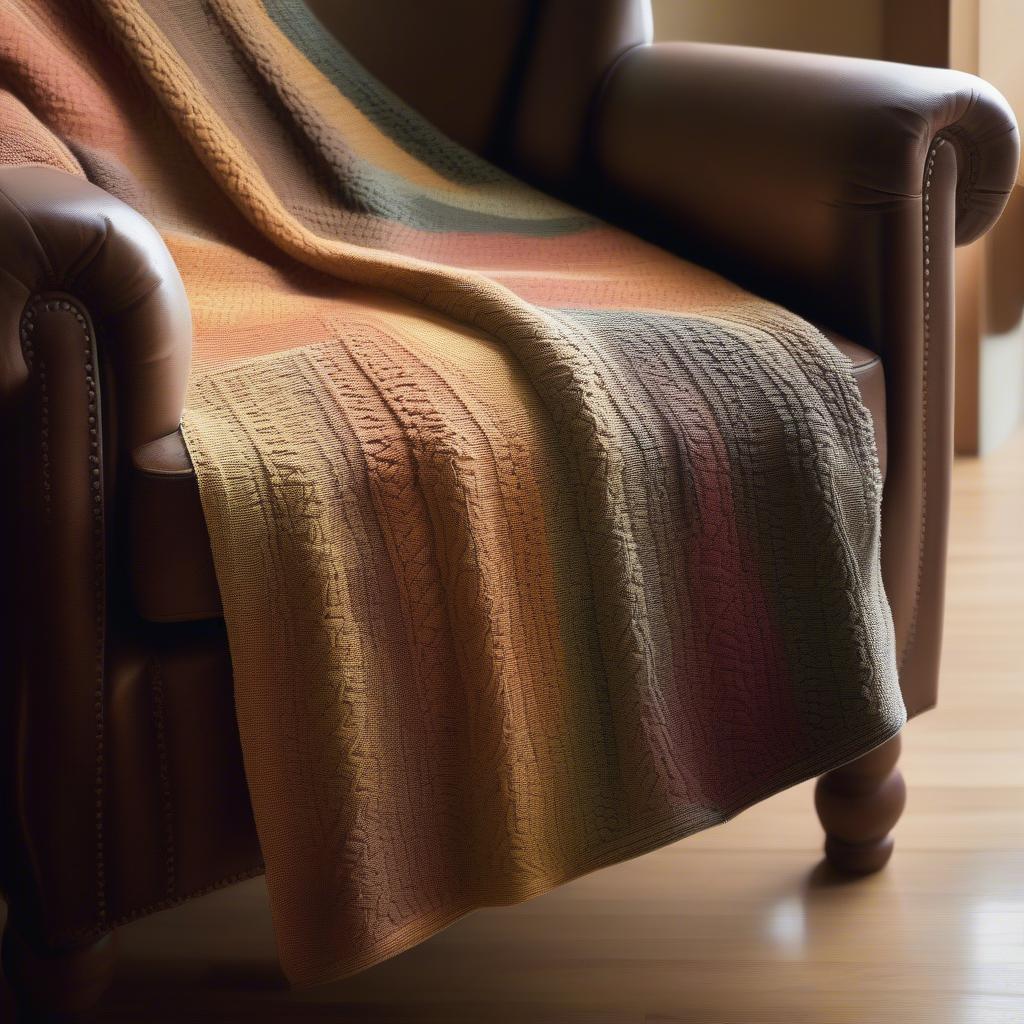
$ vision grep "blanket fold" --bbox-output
[1,0,902,985]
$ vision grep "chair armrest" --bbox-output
[593,42,1019,347]
[0,166,191,944]
[0,165,191,449]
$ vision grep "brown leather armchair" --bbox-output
[1,0,1018,1015]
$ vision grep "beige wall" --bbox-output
[975,1,1024,450]
[651,0,885,58]
[978,0,1024,165]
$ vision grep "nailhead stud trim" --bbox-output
[900,137,944,672]
[19,296,108,931]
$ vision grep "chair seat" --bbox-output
[129,329,886,624]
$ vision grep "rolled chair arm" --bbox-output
[0,165,191,449]
[0,166,191,946]
[592,42,1020,345]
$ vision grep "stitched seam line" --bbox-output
[150,657,177,900]
[21,296,108,931]
[105,865,265,931]
[900,138,943,672]
[38,865,266,946]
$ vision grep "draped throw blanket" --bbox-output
[1,0,903,985]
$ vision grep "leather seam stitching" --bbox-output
[37,865,266,946]
[18,310,51,516]
[150,657,177,901]
[105,865,265,933]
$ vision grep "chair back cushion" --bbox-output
[304,0,651,187]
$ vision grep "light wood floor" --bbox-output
[3,431,1023,1023]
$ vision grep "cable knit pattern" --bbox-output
[0,0,903,985]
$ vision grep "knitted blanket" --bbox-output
[1,0,903,985]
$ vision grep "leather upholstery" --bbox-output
[304,0,651,185]
[103,627,261,919]
[594,43,1020,259]
[127,335,886,625]
[131,434,222,623]
[1,0,1018,958]
[304,0,535,156]
[505,0,651,187]
[0,166,192,451]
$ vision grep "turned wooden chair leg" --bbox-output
[2,920,116,1020]
[815,732,906,874]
